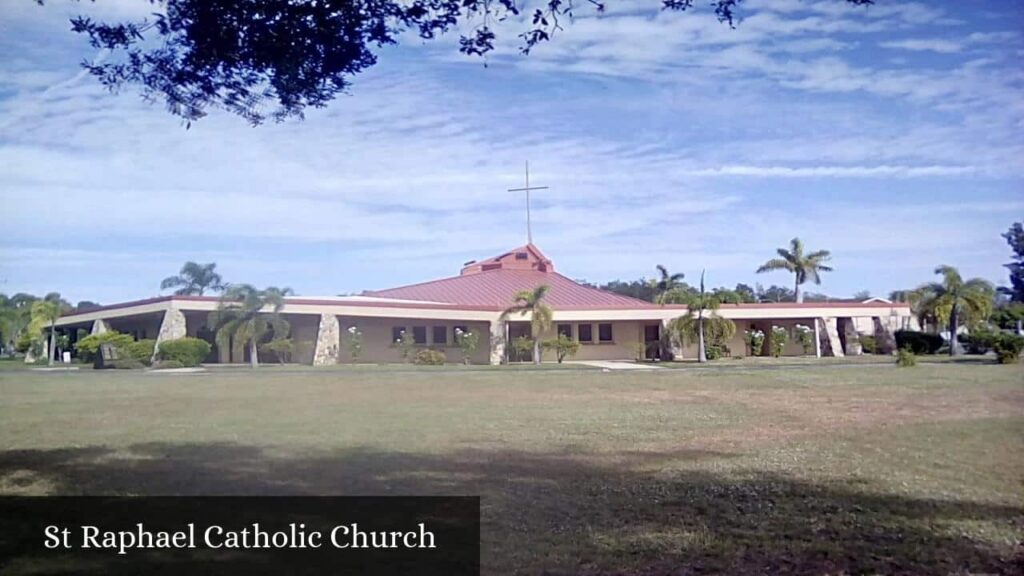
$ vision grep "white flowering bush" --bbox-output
[346,325,363,362]
[454,327,479,365]
[744,329,765,357]
[395,330,415,362]
[794,324,814,356]
[770,326,789,357]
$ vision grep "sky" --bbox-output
[0,0,1021,304]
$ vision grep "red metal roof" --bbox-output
[366,269,660,310]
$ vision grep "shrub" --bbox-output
[992,333,1024,364]
[260,338,295,364]
[152,359,185,370]
[395,330,416,362]
[156,337,211,367]
[75,331,134,362]
[510,336,534,363]
[705,344,723,360]
[960,329,998,355]
[413,349,446,365]
[743,329,765,357]
[126,339,156,365]
[859,334,877,354]
[769,326,788,358]
[894,330,944,355]
[541,333,581,363]
[896,348,917,367]
[346,326,363,362]
[794,324,815,355]
[454,328,479,365]
[109,358,145,370]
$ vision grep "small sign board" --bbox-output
[94,342,122,369]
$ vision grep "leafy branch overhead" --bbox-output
[58,0,873,124]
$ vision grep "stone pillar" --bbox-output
[312,313,340,366]
[842,318,863,356]
[872,316,896,354]
[661,318,682,360]
[153,308,187,361]
[90,319,110,335]
[820,317,844,357]
[489,319,506,365]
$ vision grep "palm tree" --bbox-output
[207,284,289,368]
[651,265,691,305]
[501,285,554,365]
[29,300,61,366]
[161,262,225,296]
[916,266,994,356]
[756,238,833,303]
[669,270,735,363]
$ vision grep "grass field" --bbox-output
[1,362,1022,574]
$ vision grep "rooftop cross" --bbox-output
[507,161,548,244]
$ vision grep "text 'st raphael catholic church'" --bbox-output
[54,244,912,365]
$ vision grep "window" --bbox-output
[578,324,593,343]
[557,324,572,339]
[412,326,427,345]
[515,252,529,260]
[432,326,448,345]
[453,325,469,337]
[598,323,613,342]
[392,326,406,343]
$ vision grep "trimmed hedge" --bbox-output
[993,333,1024,364]
[894,330,944,355]
[126,339,156,366]
[75,331,134,362]
[960,329,997,355]
[413,349,446,365]
[156,337,211,367]
[109,358,145,370]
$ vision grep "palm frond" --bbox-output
[789,237,804,258]
[757,258,793,273]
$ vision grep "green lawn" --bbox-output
[1,363,1022,574]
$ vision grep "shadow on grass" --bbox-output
[0,443,1020,574]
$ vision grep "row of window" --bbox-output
[391,325,470,346]
[388,323,616,345]
[557,323,614,343]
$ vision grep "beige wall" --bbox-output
[509,320,646,362]
[335,316,492,365]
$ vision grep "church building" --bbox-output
[52,244,912,365]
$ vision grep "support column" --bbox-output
[153,308,187,361]
[489,319,506,365]
[661,318,682,360]
[872,316,896,354]
[820,317,844,357]
[843,318,863,356]
[814,318,822,358]
[90,319,110,335]
[312,314,340,366]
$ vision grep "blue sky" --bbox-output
[1,0,1021,304]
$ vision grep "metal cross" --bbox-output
[507,161,548,244]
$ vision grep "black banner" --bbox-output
[0,496,479,575]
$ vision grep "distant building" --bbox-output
[53,244,912,364]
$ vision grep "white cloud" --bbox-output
[0,0,1019,302]
[879,38,963,53]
